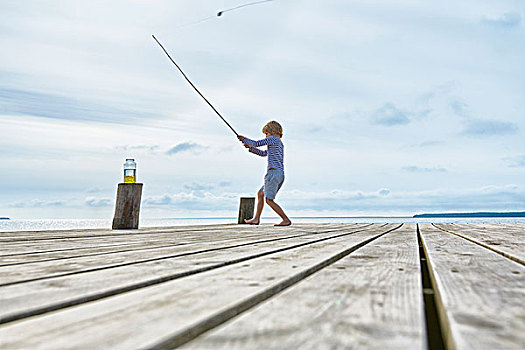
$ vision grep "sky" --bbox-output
[1,0,524,219]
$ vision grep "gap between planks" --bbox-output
[419,223,525,350]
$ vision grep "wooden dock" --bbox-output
[0,223,523,349]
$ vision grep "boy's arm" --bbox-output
[248,147,267,157]
[237,135,269,156]
[242,136,277,148]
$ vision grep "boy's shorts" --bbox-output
[260,169,285,200]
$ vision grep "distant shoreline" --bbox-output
[413,211,525,218]
[0,217,10,220]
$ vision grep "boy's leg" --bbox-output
[265,198,291,226]
[245,190,264,225]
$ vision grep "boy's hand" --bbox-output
[244,144,251,149]
[237,135,245,142]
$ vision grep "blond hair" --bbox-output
[262,120,283,138]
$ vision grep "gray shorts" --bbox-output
[260,169,285,200]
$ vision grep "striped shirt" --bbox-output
[243,136,284,170]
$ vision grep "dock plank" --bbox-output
[0,224,352,265]
[0,224,383,323]
[433,223,525,264]
[182,223,424,350]
[0,224,366,284]
[419,223,525,349]
[0,224,399,349]
[0,223,342,242]
[0,224,336,254]
[0,224,238,241]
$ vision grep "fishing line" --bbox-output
[152,35,239,137]
[169,0,275,31]
[217,0,274,17]
[171,15,216,31]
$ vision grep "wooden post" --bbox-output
[238,197,255,224]
[112,183,143,229]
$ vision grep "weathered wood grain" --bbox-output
[2,224,303,249]
[0,224,248,245]
[0,224,352,265]
[0,223,337,242]
[462,222,524,232]
[433,223,525,265]
[0,225,397,349]
[0,224,383,323]
[112,183,143,229]
[238,197,255,224]
[182,223,424,350]
[0,224,350,260]
[0,224,349,256]
[0,225,365,284]
[419,223,525,349]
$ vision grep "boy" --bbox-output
[237,121,291,226]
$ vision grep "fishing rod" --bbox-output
[152,35,239,137]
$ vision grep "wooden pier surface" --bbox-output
[0,223,523,349]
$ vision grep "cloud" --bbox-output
[411,141,442,148]
[143,191,239,210]
[482,12,522,28]
[283,188,400,203]
[182,181,232,191]
[86,187,106,193]
[414,109,432,119]
[166,142,206,155]
[143,195,172,206]
[143,188,395,213]
[307,125,324,133]
[9,197,111,209]
[372,103,410,126]
[449,99,468,117]
[10,184,521,216]
[461,119,518,137]
[281,185,525,213]
[8,199,67,208]
[503,155,525,168]
[402,166,447,173]
[378,188,390,196]
[0,87,157,124]
[447,97,519,137]
[184,182,215,191]
[115,144,160,153]
[85,197,112,207]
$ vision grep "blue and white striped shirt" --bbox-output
[243,136,284,170]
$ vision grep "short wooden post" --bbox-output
[112,183,143,229]
[238,197,255,224]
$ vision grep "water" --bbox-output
[1,217,524,232]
